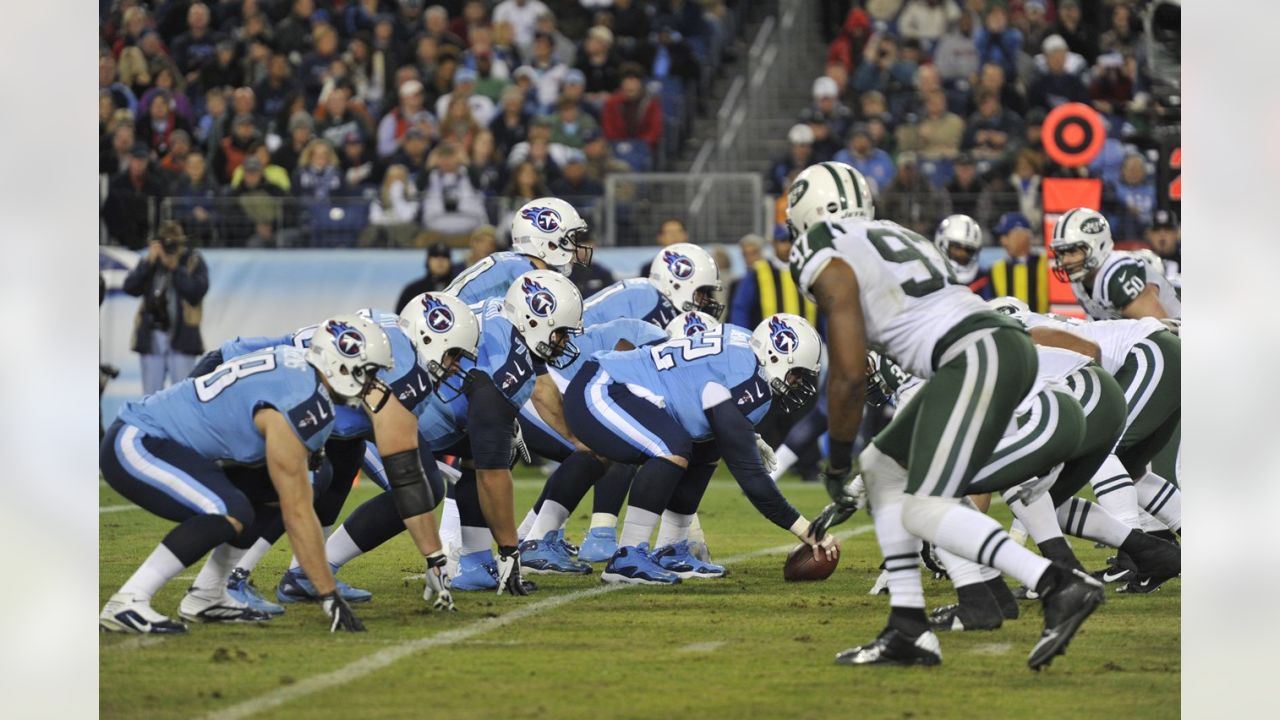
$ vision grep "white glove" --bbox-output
[495,548,529,596]
[424,552,456,611]
[846,473,867,510]
[511,421,531,465]
[755,434,778,473]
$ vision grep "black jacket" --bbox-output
[103,170,167,250]
[122,248,209,355]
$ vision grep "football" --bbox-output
[783,544,838,582]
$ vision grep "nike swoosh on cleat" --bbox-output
[1101,570,1130,582]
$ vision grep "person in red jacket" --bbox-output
[601,63,663,149]
[826,7,871,76]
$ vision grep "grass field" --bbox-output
[100,470,1180,720]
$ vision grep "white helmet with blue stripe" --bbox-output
[664,310,720,338]
[501,269,584,369]
[648,243,724,317]
[934,214,983,284]
[398,292,480,399]
[750,313,823,413]
[785,161,875,239]
[510,197,592,274]
[306,313,394,407]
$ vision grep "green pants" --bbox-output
[875,322,1037,498]
[1050,365,1129,505]
[967,389,1086,495]
[1114,330,1181,478]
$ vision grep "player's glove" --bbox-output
[424,551,456,611]
[321,592,366,632]
[496,546,529,596]
[821,464,857,507]
[755,434,778,474]
[511,422,532,466]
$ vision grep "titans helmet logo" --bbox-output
[522,276,557,317]
[681,313,707,336]
[520,206,562,233]
[422,294,455,333]
[326,320,366,358]
[663,250,695,280]
[768,316,799,355]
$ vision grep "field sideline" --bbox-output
[100,471,1179,719]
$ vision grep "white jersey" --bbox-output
[1015,311,1165,375]
[1071,250,1182,321]
[791,218,991,377]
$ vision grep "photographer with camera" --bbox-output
[122,220,209,395]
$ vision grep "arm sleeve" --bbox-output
[121,257,155,296]
[465,371,519,470]
[172,252,210,303]
[707,401,801,530]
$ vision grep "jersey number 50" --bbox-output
[195,353,277,402]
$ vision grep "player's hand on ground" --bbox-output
[755,434,778,473]
[322,592,366,632]
[496,547,529,596]
[424,552,456,611]
[801,523,840,562]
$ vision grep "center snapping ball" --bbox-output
[783,544,838,582]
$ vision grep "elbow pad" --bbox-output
[384,448,437,518]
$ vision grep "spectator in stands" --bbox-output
[299,24,344,105]
[423,5,465,50]
[439,94,483,154]
[137,91,192,158]
[582,127,631,183]
[800,109,842,164]
[200,39,243,93]
[504,161,550,231]
[602,63,663,151]
[490,85,531,157]
[534,10,577,66]
[526,32,571,113]
[1090,52,1136,116]
[467,32,512,103]
[879,152,947,236]
[804,76,854,144]
[273,113,315,175]
[102,114,136,176]
[985,211,1049,313]
[195,88,229,152]
[1028,34,1089,110]
[560,69,600,121]
[143,61,196,124]
[495,0,551,56]
[826,6,870,76]
[491,20,521,70]
[608,0,652,43]
[640,21,699,86]
[316,83,374,148]
[833,123,895,193]
[853,33,917,118]
[170,2,220,82]
[122,220,209,394]
[100,51,138,115]
[970,62,1027,116]
[397,242,462,310]
[386,126,434,190]
[1106,154,1157,242]
[945,153,983,219]
[934,12,978,84]
[962,89,1023,163]
[1146,210,1181,280]
[990,148,1044,231]
[367,165,421,246]
[422,143,489,236]
[169,152,219,244]
[549,96,601,149]
[452,1,491,46]
[1100,3,1142,58]
[293,139,344,199]
[157,130,193,184]
[636,218,689,277]
[378,80,434,158]
[104,144,166,249]
[469,130,505,196]
[117,46,151,99]
[866,114,896,153]
[340,129,376,191]
[254,51,302,130]
[973,4,1022,79]
[436,67,497,127]
[896,90,964,160]
[425,47,462,112]
[1014,1,1052,55]
[275,0,317,58]
[767,124,814,195]
[577,25,622,105]
[231,155,288,247]
[1050,0,1098,64]
[898,0,962,47]
[550,151,605,209]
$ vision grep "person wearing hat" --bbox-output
[273,112,317,175]
[231,141,292,192]
[986,211,1050,313]
[559,68,600,121]
[377,79,435,158]
[213,113,261,184]
[397,242,464,311]
[576,24,621,106]
[833,123,896,192]
[767,124,815,194]
[548,95,600,149]
[549,149,604,203]
[1145,210,1181,282]
[1028,34,1089,110]
[434,66,497,127]
[104,143,167,249]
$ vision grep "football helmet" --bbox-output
[1049,208,1113,282]
[648,243,724,317]
[987,296,1030,318]
[664,310,720,338]
[785,161,875,238]
[750,314,823,413]
[934,214,983,284]
[306,313,394,409]
[398,292,481,401]
[510,197,592,273]
[501,270,584,369]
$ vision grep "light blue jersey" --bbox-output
[594,324,772,440]
[583,278,679,329]
[551,317,668,386]
[119,346,335,465]
[418,298,538,450]
[444,251,540,304]
[216,309,434,440]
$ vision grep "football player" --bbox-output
[934,214,991,299]
[787,160,1103,670]
[1049,209,1181,322]
[99,315,391,634]
[561,313,837,585]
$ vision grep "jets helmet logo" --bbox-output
[1079,216,1106,234]
[421,294,455,333]
[681,313,707,336]
[788,178,809,208]
[522,276,557,317]
[662,250,696,280]
[326,320,366,358]
[768,316,799,354]
[520,206,562,233]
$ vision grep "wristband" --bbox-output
[828,439,855,470]
[789,516,810,538]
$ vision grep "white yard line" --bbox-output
[100,504,140,513]
[676,640,727,653]
[203,524,874,720]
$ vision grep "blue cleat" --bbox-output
[600,543,682,585]
[555,528,579,557]
[652,540,727,579]
[275,565,373,604]
[226,568,285,615]
[520,532,592,574]
[453,550,541,592]
[578,527,619,563]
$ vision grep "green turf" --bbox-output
[100,471,1179,719]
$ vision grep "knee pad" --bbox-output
[901,494,962,539]
[384,448,436,519]
[861,442,908,511]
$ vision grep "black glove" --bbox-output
[821,464,856,506]
[321,592,366,632]
[495,546,529,596]
[810,501,858,541]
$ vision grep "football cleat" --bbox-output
[519,531,592,574]
[275,566,372,604]
[99,593,188,635]
[555,528,580,557]
[1011,585,1041,601]
[652,540,727,579]
[178,588,274,624]
[225,568,284,616]
[1123,533,1181,593]
[928,603,1003,632]
[835,627,942,667]
[687,538,713,563]
[1028,568,1105,671]
[1090,552,1137,585]
[453,550,540,592]
[600,544,682,585]
[577,527,619,563]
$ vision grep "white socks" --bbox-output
[527,500,570,541]
[1090,455,1141,529]
[192,544,246,595]
[288,524,332,572]
[326,525,364,569]
[618,507,660,548]
[687,512,706,545]
[768,445,799,482]
[873,502,925,609]
[1058,498,1131,547]
[440,498,461,550]
[1004,490,1065,544]
[936,547,986,588]
[930,502,1049,591]
[1134,471,1182,532]
[654,510,694,547]
[460,526,494,556]
[590,512,617,530]
[120,544,186,601]
[517,508,537,541]
[234,536,274,575]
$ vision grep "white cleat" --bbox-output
[99,593,188,635]
[178,588,273,624]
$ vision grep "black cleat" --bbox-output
[836,627,942,667]
[1090,552,1137,585]
[928,603,1003,632]
[985,577,1020,620]
[1011,585,1040,601]
[1028,568,1105,671]
[1122,532,1181,593]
